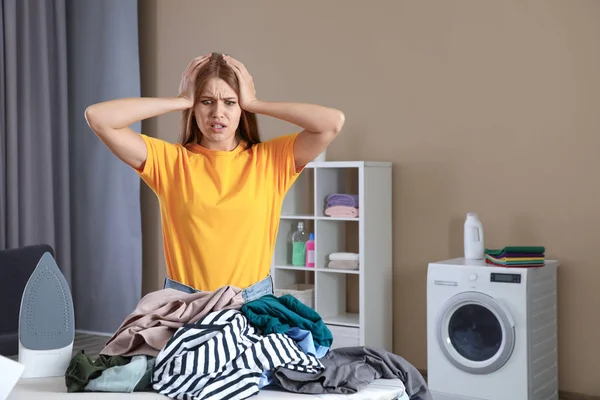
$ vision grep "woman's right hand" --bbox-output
[178,54,211,108]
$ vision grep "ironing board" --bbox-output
[9,377,408,400]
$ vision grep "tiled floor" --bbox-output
[70,332,110,358]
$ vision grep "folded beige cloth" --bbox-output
[100,286,244,357]
[329,252,359,261]
[328,260,359,270]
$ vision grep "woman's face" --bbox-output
[194,77,242,147]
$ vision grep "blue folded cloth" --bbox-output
[287,327,330,358]
[326,194,358,208]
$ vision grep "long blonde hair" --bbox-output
[180,53,261,147]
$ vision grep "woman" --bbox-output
[85,53,344,297]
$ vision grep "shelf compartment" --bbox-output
[315,271,359,328]
[273,219,314,267]
[324,313,359,327]
[273,268,313,287]
[274,283,314,309]
[273,269,315,309]
[327,324,360,349]
[316,167,359,218]
[315,219,359,270]
[281,168,314,217]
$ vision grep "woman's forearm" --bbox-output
[85,96,191,131]
[244,100,345,135]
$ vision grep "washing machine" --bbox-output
[426,258,559,400]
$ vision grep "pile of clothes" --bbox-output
[485,246,546,267]
[324,193,359,218]
[65,286,431,400]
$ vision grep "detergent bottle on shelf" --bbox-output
[291,222,308,266]
[464,213,484,260]
[306,233,315,268]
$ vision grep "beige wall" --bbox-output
[138,0,600,395]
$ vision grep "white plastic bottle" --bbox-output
[464,213,484,260]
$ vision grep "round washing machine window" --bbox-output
[436,291,516,374]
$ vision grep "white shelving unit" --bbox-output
[271,161,393,352]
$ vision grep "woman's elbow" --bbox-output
[84,105,97,126]
[331,109,345,135]
[84,105,104,133]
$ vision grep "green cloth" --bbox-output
[241,294,333,347]
[485,246,545,256]
[84,355,155,392]
[65,350,131,392]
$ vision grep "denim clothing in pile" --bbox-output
[163,274,273,302]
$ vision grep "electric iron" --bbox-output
[18,252,75,378]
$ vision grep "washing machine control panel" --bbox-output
[490,272,522,283]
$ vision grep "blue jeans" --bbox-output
[163,275,273,303]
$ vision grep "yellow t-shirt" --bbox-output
[136,133,303,291]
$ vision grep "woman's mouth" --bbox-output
[209,123,227,133]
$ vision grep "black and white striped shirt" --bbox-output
[152,309,323,400]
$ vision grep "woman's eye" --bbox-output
[225,101,236,106]
[202,100,212,105]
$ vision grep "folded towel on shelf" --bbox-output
[325,206,358,218]
[326,193,359,208]
[328,260,359,270]
[329,252,359,261]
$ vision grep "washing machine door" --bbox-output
[437,291,515,374]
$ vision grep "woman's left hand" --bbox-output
[223,55,259,111]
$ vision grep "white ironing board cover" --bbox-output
[9,377,407,400]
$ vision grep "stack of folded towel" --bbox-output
[324,194,359,218]
[328,252,359,270]
[485,246,545,267]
